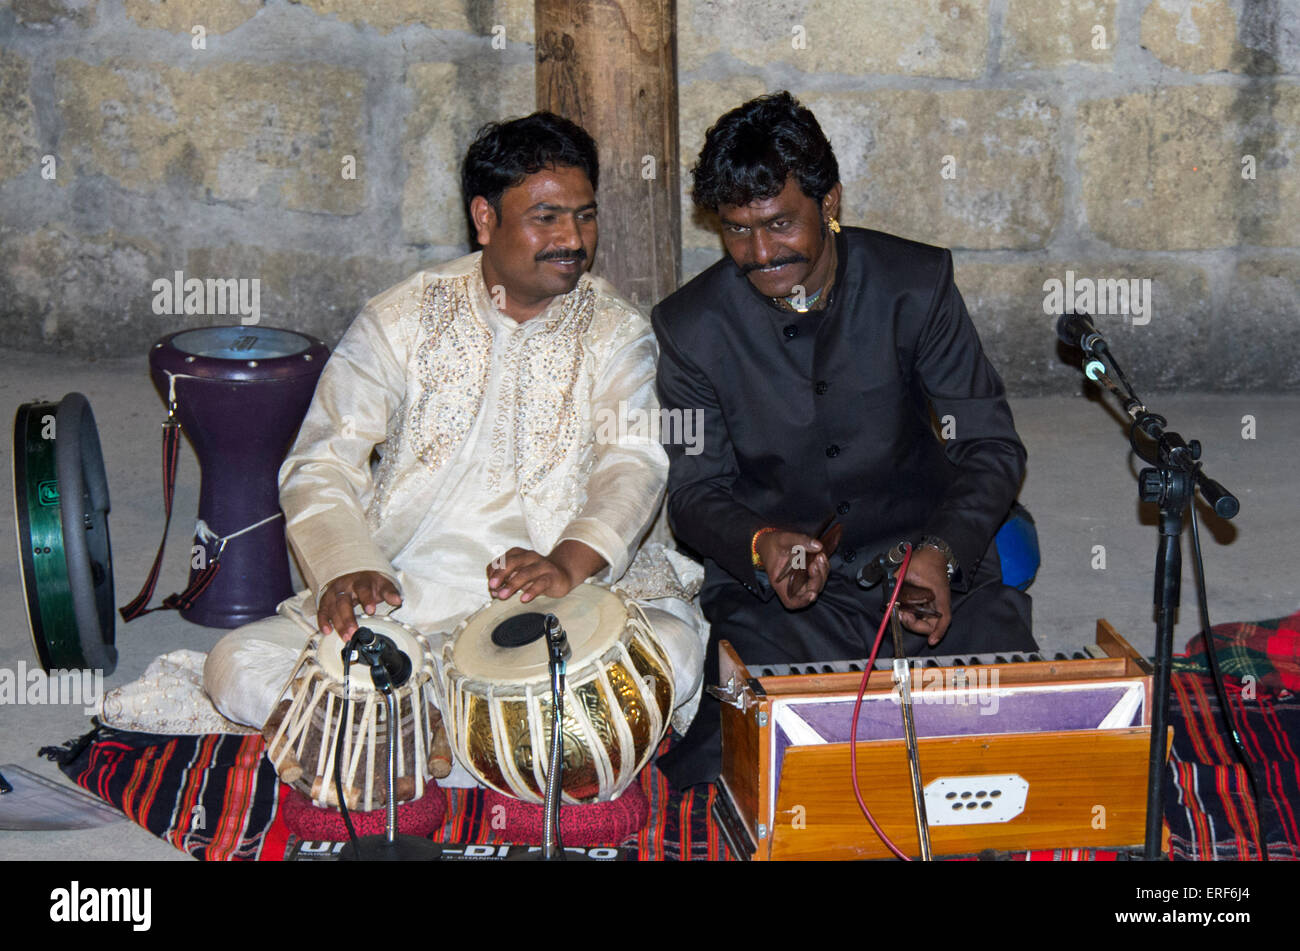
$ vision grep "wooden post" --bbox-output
[535,0,680,310]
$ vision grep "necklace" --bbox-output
[771,237,837,313]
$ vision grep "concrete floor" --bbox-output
[1,347,1296,861]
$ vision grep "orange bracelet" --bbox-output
[751,526,777,568]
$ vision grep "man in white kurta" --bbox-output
[202,251,706,786]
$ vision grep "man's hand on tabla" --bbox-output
[487,539,607,604]
[897,547,952,647]
[756,530,828,610]
[487,548,579,603]
[317,570,402,640]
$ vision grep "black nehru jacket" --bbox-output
[652,226,1025,601]
[651,226,1036,789]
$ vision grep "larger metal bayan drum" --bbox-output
[148,326,327,628]
[443,584,675,805]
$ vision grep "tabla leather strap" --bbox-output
[118,412,223,621]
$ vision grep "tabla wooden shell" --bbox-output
[442,584,674,805]
[262,616,450,812]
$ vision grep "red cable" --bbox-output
[849,544,917,861]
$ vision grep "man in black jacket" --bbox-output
[652,91,1037,789]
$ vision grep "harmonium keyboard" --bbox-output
[712,620,1168,861]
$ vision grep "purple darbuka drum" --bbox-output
[149,326,328,628]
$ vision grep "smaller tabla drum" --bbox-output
[262,616,449,812]
[443,583,674,805]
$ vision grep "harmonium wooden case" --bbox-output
[713,620,1168,861]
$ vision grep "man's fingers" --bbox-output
[353,580,377,613]
[927,611,953,647]
[499,561,567,602]
[381,583,403,607]
[498,565,536,599]
[517,572,559,603]
[495,559,546,599]
[488,548,535,590]
[333,604,359,640]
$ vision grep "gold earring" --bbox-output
[827,216,841,234]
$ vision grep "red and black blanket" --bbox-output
[45,612,1300,861]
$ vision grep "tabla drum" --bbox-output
[12,393,117,673]
[263,616,451,812]
[442,584,674,805]
[148,326,327,627]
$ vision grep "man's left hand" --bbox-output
[486,540,607,603]
[898,546,953,647]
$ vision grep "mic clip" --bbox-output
[346,626,413,693]
[856,542,909,590]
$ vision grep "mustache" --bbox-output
[536,248,588,263]
[741,254,807,275]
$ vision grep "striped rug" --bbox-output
[47,672,1298,861]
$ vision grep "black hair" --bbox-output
[691,91,839,212]
[461,112,599,230]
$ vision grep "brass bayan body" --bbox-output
[443,584,674,804]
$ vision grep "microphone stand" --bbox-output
[1070,347,1239,860]
[890,607,932,860]
[541,614,569,860]
[339,627,440,861]
[508,613,592,861]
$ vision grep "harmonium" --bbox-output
[711,620,1168,861]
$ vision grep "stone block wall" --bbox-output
[1,0,1296,391]
[0,0,533,356]
[678,0,1300,391]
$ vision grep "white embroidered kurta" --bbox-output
[199,254,705,779]
[276,251,673,636]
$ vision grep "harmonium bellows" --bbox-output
[713,619,1168,861]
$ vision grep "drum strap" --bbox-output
[118,415,224,621]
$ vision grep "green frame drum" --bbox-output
[12,393,117,673]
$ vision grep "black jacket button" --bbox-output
[825,444,840,458]
[837,501,850,515]
[815,380,828,395]
[842,548,857,563]
[783,324,798,339]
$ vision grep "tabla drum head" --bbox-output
[151,326,328,383]
[450,584,630,686]
[12,393,116,673]
[315,615,432,692]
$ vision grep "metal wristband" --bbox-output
[918,535,958,581]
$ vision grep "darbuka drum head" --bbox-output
[170,326,312,360]
[451,584,631,685]
[151,326,328,383]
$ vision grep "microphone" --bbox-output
[1056,312,1108,356]
[350,626,412,691]
[544,614,571,665]
[857,542,908,590]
